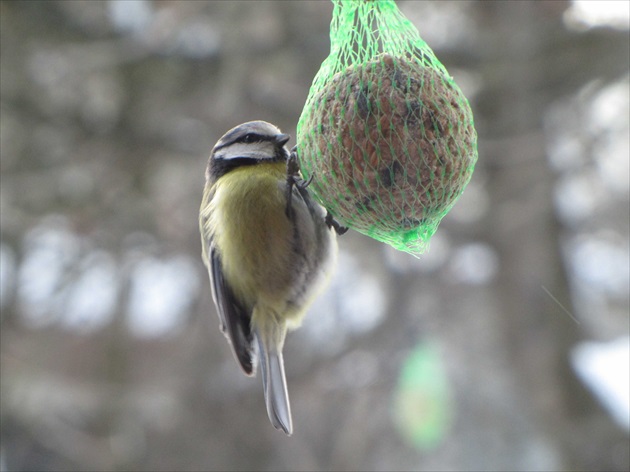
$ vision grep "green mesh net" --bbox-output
[296,0,478,255]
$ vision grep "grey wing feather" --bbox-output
[209,245,256,376]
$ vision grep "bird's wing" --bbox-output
[206,242,257,376]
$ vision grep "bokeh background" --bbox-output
[1,1,629,471]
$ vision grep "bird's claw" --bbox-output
[286,150,347,236]
[286,149,309,218]
[325,211,348,235]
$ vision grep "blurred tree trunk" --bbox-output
[476,2,629,470]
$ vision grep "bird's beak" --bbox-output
[274,133,290,146]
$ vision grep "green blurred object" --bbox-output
[297,0,477,255]
[392,342,453,450]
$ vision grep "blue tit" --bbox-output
[199,121,341,435]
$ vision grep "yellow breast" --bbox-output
[209,162,295,306]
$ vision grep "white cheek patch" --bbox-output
[219,142,277,160]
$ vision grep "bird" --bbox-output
[199,120,343,435]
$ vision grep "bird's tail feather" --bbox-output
[255,328,293,435]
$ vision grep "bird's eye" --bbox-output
[242,134,256,143]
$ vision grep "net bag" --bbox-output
[296,0,477,254]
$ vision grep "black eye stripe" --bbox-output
[214,133,273,151]
[238,133,274,144]
[240,133,259,143]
